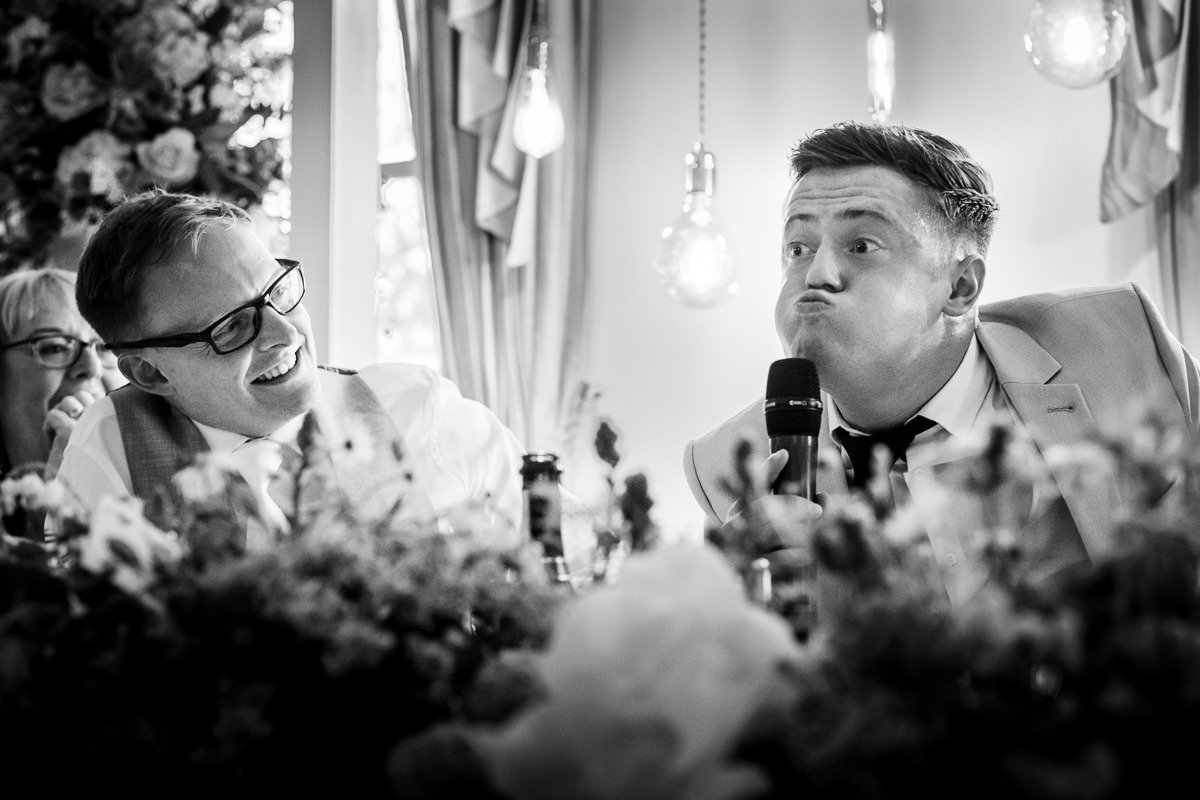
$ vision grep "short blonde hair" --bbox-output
[0,268,78,346]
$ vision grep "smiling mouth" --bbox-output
[252,347,300,384]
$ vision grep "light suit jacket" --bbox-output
[683,284,1200,599]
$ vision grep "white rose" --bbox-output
[6,16,50,71]
[190,0,220,19]
[136,127,200,187]
[55,131,134,201]
[209,82,245,122]
[147,3,195,34]
[156,31,210,87]
[40,62,105,121]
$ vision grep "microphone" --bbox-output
[765,357,822,499]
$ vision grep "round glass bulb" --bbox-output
[513,66,565,158]
[653,193,737,308]
[1024,0,1129,89]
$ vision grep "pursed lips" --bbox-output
[795,290,832,310]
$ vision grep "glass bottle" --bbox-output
[520,452,570,585]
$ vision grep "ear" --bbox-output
[943,255,985,317]
[117,353,173,397]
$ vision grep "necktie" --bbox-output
[833,415,938,489]
[232,438,300,542]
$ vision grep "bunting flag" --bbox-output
[1100,0,1190,222]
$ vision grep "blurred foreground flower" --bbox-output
[477,545,802,800]
[77,494,182,594]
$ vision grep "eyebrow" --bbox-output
[198,261,292,329]
[785,208,900,228]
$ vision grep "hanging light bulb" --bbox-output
[866,0,894,122]
[653,142,737,308]
[652,0,737,309]
[1024,0,1129,89]
[513,2,565,159]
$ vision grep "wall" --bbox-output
[585,0,1160,542]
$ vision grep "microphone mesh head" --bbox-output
[765,357,822,437]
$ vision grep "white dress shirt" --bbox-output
[56,363,526,544]
[827,335,1010,475]
[827,335,1018,603]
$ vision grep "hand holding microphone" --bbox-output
[756,357,826,631]
[720,357,824,536]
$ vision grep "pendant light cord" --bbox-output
[698,0,706,145]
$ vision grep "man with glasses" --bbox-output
[56,191,526,543]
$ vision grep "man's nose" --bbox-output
[804,246,843,291]
[257,303,301,346]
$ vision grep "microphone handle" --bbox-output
[769,434,817,500]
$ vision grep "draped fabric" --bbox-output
[1100,0,1189,222]
[1101,0,1198,348]
[1156,2,1200,349]
[397,0,595,452]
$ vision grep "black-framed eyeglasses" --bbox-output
[105,258,305,355]
[1,334,119,370]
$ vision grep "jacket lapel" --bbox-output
[977,320,1123,559]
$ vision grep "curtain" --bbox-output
[397,0,594,453]
[1157,1,1199,349]
[1101,0,1197,348]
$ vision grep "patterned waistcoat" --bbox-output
[109,367,414,523]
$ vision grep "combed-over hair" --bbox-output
[789,122,999,255]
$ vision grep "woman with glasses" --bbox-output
[0,268,123,535]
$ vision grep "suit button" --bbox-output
[944,552,958,568]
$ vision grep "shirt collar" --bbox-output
[192,413,306,455]
[826,334,992,440]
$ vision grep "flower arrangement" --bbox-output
[0,0,291,273]
[4,407,1200,799]
[0,415,563,798]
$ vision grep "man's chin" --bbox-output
[247,364,320,420]
[787,339,828,364]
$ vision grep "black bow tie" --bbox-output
[832,415,938,488]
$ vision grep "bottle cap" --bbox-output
[521,452,561,481]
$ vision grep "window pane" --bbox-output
[376,0,437,369]
[377,177,439,370]
[378,0,416,164]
